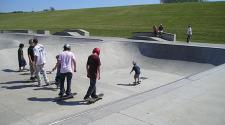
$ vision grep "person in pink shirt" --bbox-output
[57,44,76,98]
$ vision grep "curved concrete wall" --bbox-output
[137,42,225,66]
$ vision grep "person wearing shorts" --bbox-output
[130,61,141,84]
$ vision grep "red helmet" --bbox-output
[92,48,100,55]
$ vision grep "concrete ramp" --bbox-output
[0,33,224,125]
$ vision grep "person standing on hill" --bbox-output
[153,25,158,37]
[186,25,192,43]
[84,48,101,101]
[57,44,76,98]
[27,39,35,80]
[18,43,27,72]
[158,24,164,37]
[33,38,49,86]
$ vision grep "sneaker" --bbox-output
[58,93,64,98]
[30,77,36,81]
[45,82,50,86]
[91,95,99,99]
[65,94,73,98]
[84,96,91,101]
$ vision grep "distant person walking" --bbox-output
[84,48,101,101]
[33,38,49,86]
[27,39,35,80]
[57,44,76,97]
[186,25,192,43]
[18,43,27,72]
[130,61,141,85]
[158,24,164,37]
[153,25,158,37]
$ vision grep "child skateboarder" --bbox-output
[130,61,141,84]
[18,43,27,72]
[27,39,35,80]
[51,55,60,88]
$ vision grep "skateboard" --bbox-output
[132,81,141,85]
[85,93,104,104]
[55,92,77,101]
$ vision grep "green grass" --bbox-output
[0,2,225,44]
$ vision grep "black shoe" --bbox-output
[91,95,99,99]
[30,77,35,80]
[58,93,64,98]
[84,96,91,101]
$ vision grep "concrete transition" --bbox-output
[53,29,89,37]
[133,32,176,42]
[0,33,225,125]
[36,30,50,35]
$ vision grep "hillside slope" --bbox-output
[0,2,224,43]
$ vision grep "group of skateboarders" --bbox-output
[18,38,141,102]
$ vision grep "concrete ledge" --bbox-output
[53,29,89,37]
[0,29,34,34]
[161,32,176,41]
[36,30,50,35]
[133,32,176,42]
[64,29,90,37]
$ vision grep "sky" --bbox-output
[0,0,223,13]
[0,0,160,12]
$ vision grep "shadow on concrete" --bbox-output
[1,84,37,89]
[117,83,137,86]
[2,69,19,73]
[20,72,30,75]
[27,97,89,106]
[140,77,148,80]
[33,87,58,91]
[28,97,54,102]
[0,80,34,85]
[55,100,89,106]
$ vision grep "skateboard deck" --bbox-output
[86,93,104,104]
[55,92,77,101]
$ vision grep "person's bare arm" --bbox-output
[52,63,58,71]
[97,66,100,80]
[73,58,76,72]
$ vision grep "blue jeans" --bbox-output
[85,78,97,98]
[59,72,73,96]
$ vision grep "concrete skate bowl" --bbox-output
[0,33,223,93]
[1,33,225,125]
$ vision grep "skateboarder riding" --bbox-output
[130,61,141,84]
[84,48,101,101]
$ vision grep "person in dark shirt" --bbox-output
[130,61,141,84]
[28,39,35,80]
[84,48,101,100]
[18,43,27,72]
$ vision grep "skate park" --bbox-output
[0,32,225,125]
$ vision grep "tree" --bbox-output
[160,0,207,3]
[50,7,55,11]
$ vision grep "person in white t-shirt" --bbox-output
[57,44,76,98]
[33,38,49,86]
[187,25,192,43]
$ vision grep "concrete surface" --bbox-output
[0,33,224,125]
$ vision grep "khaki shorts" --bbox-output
[134,74,140,78]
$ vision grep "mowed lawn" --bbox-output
[0,2,224,43]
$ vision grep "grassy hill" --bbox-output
[0,2,225,43]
